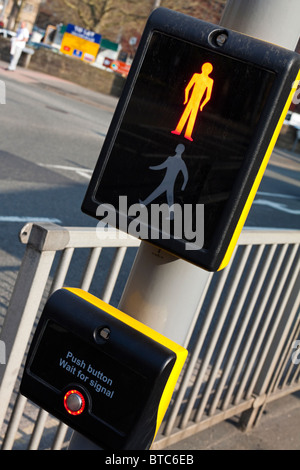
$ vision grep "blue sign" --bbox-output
[66,24,101,44]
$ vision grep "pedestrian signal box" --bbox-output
[20,288,187,450]
[82,7,300,272]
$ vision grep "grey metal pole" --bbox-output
[118,244,211,346]
[69,0,300,449]
[220,0,300,50]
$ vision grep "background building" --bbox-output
[0,0,43,32]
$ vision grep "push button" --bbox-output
[64,389,85,415]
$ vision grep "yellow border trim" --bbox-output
[218,71,300,271]
[64,287,188,439]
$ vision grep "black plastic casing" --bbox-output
[20,289,177,450]
[81,8,300,271]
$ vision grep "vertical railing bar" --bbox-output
[266,264,300,392]
[28,408,48,450]
[222,244,277,409]
[101,247,127,303]
[163,263,232,435]
[1,394,27,450]
[194,245,251,422]
[162,272,214,436]
[289,358,300,384]
[25,247,76,450]
[80,247,102,291]
[283,324,300,387]
[272,299,300,391]
[52,422,69,450]
[233,244,288,404]
[247,286,299,428]
[0,248,57,430]
[49,247,75,294]
[273,322,300,391]
[245,247,299,399]
[178,248,237,429]
[209,244,265,415]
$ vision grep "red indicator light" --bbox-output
[64,389,85,415]
[171,62,214,141]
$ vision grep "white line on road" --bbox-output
[38,163,92,179]
[0,216,62,223]
[75,170,92,179]
[253,199,300,215]
[256,191,299,200]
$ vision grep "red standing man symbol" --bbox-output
[171,62,214,141]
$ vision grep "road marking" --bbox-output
[75,170,92,179]
[38,163,92,179]
[256,191,299,200]
[0,216,62,223]
[253,199,300,215]
[264,168,300,187]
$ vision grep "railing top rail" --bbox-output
[19,223,300,252]
[238,228,300,245]
[20,223,141,251]
[65,227,141,249]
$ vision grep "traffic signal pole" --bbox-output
[220,0,300,50]
[69,0,300,450]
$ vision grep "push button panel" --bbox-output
[28,318,151,437]
[20,288,187,450]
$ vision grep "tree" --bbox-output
[36,0,226,51]
[38,0,153,39]
[58,0,113,32]
[6,0,22,30]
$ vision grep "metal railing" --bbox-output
[0,223,299,450]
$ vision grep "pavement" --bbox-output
[165,391,300,450]
[0,59,119,112]
[0,60,299,451]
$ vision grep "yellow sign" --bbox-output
[60,24,101,63]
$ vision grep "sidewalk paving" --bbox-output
[0,61,299,451]
[166,391,300,450]
[0,60,118,112]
